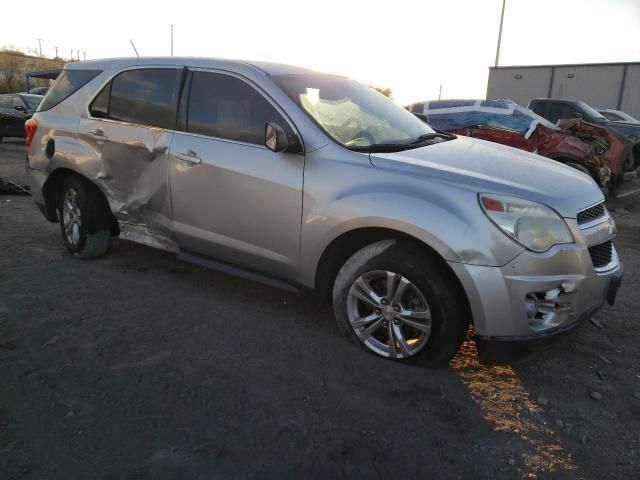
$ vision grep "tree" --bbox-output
[0,50,24,92]
[370,86,393,99]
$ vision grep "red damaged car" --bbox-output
[407,99,633,192]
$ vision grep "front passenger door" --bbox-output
[169,70,304,280]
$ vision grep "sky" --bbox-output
[3,0,639,105]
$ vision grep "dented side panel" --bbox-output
[76,117,177,252]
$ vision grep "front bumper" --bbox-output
[449,242,622,340]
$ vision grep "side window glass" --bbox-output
[411,103,423,114]
[90,82,111,118]
[0,96,12,108]
[546,103,560,123]
[186,72,287,144]
[90,68,181,129]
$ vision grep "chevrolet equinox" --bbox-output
[25,58,623,366]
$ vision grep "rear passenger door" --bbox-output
[168,70,304,280]
[79,67,183,250]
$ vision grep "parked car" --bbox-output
[528,99,640,165]
[599,108,640,124]
[29,86,50,96]
[0,93,42,142]
[26,58,622,366]
[406,99,632,190]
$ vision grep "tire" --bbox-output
[57,175,112,259]
[332,239,469,367]
[0,137,3,143]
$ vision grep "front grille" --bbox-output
[588,241,613,269]
[577,202,605,225]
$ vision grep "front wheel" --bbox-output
[332,240,469,367]
[57,176,112,258]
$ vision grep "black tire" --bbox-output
[57,175,112,259]
[0,137,3,143]
[332,239,469,367]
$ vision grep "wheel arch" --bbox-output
[313,226,473,326]
[42,167,119,235]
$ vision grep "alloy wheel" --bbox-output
[62,188,82,248]
[346,270,432,358]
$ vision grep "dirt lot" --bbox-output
[1,138,639,479]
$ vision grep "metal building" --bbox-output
[486,62,640,118]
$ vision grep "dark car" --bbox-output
[528,99,640,159]
[29,86,50,96]
[407,99,634,190]
[0,93,43,142]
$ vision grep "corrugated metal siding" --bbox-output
[487,68,552,105]
[487,63,640,116]
[550,65,624,108]
[620,65,640,119]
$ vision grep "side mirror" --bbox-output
[265,122,294,153]
[14,105,25,112]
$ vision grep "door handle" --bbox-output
[174,149,202,166]
[88,129,108,142]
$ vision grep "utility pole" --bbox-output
[494,0,506,67]
[54,46,58,59]
[83,51,86,60]
[130,39,140,57]
[70,49,73,60]
[438,84,443,100]
[36,38,44,57]
[170,24,174,56]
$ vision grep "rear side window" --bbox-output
[546,103,577,123]
[186,72,287,144]
[90,68,181,129]
[38,70,101,112]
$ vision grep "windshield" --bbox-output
[21,95,42,111]
[575,101,607,120]
[271,74,435,148]
[510,102,557,129]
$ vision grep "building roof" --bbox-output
[490,61,640,70]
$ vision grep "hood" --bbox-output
[369,136,603,218]
[600,119,640,138]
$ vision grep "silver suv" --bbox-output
[26,58,623,366]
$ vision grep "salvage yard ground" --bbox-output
[1,138,639,479]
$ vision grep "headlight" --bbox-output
[479,194,574,252]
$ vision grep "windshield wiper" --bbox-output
[348,143,415,153]
[408,131,456,144]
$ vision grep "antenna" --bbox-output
[130,39,140,57]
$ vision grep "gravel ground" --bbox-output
[1,138,639,479]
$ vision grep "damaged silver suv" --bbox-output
[26,58,623,366]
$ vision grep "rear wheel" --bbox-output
[332,239,469,367]
[57,176,112,258]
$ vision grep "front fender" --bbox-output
[299,183,525,288]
